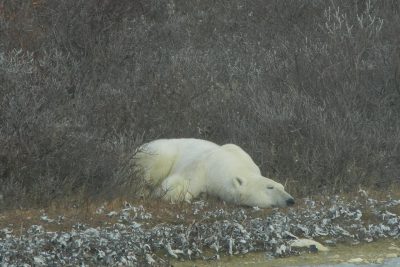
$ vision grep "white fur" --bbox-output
[135,138,294,208]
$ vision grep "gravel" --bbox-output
[1,195,400,266]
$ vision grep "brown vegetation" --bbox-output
[1,189,399,237]
[1,0,400,209]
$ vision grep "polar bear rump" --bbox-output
[134,138,294,208]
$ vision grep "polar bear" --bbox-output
[134,138,294,208]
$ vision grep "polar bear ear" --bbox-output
[233,177,244,187]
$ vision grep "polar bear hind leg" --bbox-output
[135,147,176,186]
[158,174,193,203]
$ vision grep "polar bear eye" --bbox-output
[267,186,274,190]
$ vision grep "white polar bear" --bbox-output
[135,138,294,208]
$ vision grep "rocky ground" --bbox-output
[1,192,400,266]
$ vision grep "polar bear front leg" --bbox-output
[159,174,192,203]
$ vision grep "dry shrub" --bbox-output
[1,0,399,209]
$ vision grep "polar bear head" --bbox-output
[232,176,295,208]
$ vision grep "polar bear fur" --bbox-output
[135,138,294,208]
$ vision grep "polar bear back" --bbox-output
[220,144,261,174]
[136,138,219,185]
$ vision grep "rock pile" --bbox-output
[1,196,399,266]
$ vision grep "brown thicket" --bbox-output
[1,0,399,208]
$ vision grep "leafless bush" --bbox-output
[1,0,399,208]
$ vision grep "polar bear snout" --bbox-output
[286,197,295,206]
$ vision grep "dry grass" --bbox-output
[0,197,273,234]
[2,188,399,235]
